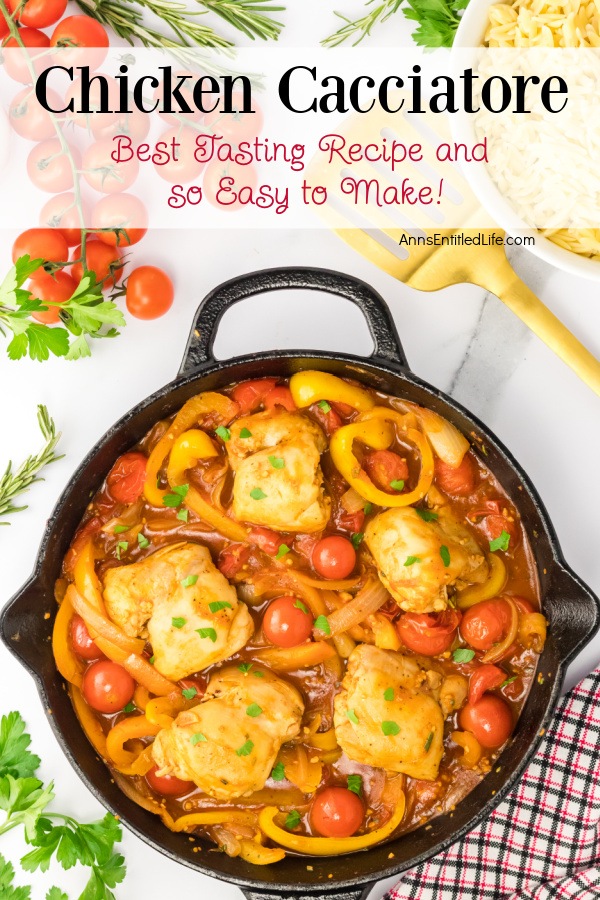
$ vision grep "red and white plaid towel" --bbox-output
[388,668,600,900]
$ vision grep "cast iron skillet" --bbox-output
[2,267,599,900]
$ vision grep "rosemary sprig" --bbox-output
[322,0,403,46]
[0,406,63,524]
[199,0,284,41]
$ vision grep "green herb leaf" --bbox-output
[209,601,232,613]
[275,543,290,559]
[440,545,451,567]
[499,676,517,688]
[236,740,254,757]
[381,720,400,736]
[115,541,128,560]
[452,648,475,663]
[268,455,285,469]
[253,670,264,678]
[383,688,394,701]
[196,627,217,643]
[270,761,285,782]
[149,655,155,665]
[250,487,267,500]
[113,525,130,534]
[177,508,189,522]
[239,428,252,439]
[489,530,511,553]
[424,731,434,752]
[364,503,373,514]
[137,532,149,549]
[182,687,198,700]
[390,479,405,491]
[317,400,331,413]
[163,483,189,508]
[0,851,32,900]
[347,774,362,796]
[351,532,364,549]
[404,555,421,566]
[238,663,254,674]
[294,599,309,614]
[313,614,330,635]
[346,709,359,725]
[46,889,68,900]
[285,810,301,829]
[171,617,186,629]
[190,733,207,745]
[181,574,199,588]
[0,712,41,779]
[246,704,262,718]
[215,426,231,442]
[416,508,438,522]
[123,702,136,714]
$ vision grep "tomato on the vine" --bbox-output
[28,270,77,324]
[50,16,109,69]
[2,28,50,83]
[7,0,67,28]
[71,240,123,287]
[27,139,81,193]
[92,194,148,247]
[203,93,264,142]
[64,73,121,129]
[203,160,258,211]
[40,192,87,246]
[154,126,205,185]
[12,228,69,266]
[126,266,174,320]
[83,139,139,194]
[9,87,63,141]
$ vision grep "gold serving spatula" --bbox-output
[307,105,600,397]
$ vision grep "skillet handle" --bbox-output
[549,565,600,665]
[179,266,407,375]
[241,886,375,900]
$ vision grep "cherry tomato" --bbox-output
[64,73,120,129]
[2,28,50,83]
[310,787,364,838]
[83,139,139,195]
[106,452,147,505]
[231,379,278,414]
[0,10,8,38]
[82,660,135,713]
[218,543,251,578]
[9,87,63,141]
[363,450,409,493]
[468,664,506,705]
[460,598,513,651]
[203,93,264,143]
[27,139,81,193]
[335,507,365,535]
[91,105,150,143]
[310,401,342,437]
[249,527,286,556]
[28,269,77,324]
[146,766,194,796]
[50,16,109,69]
[40,192,88,246]
[459,694,513,748]
[7,0,66,28]
[435,455,476,496]
[92,194,148,247]
[397,610,461,656]
[126,266,174,320]
[203,160,258,211]
[312,535,356,580]
[12,228,69,266]
[70,614,104,661]
[264,386,296,412]
[262,595,313,648]
[71,240,123,287]
[153,71,204,125]
[154,126,205,185]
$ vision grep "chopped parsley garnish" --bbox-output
[268,455,285,469]
[364,503,373,515]
[347,774,362,796]
[452,648,475,663]
[383,688,394,701]
[440,545,451,567]
[149,655,155,665]
[271,761,286,782]
[490,530,511,553]
[317,400,331,413]
[250,487,267,500]
[239,427,252,438]
[181,574,199,588]
[115,541,128,560]
[246,703,263,718]
[171,617,186,629]
[390,479,405,491]
[381,720,400,736]
[236,739,254,757]
[285,810,301,829]
[190,733,207,745]
[196,627,217,643]
[215,426,231,442]
[314,614,331,635]
[500,676,517,688]
[113,524,130,534]
[404,555,421,566]
[238,662,254,674]
[346,709,359,724]
[163,483,189,508]
[416,508,438,522]
[275,543,290,559]
[294,599,309,614]
[253,670,264,678]
[351,532,364,549]
[209,601,232,613]
[182,687,198,700]
[123,702,136,713]
[177,508,189,522]
[137,532,149,549]
[424,731,434,752]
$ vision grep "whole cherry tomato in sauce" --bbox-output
[397,610,461,657]
[232,378,278,414]
[262,595,313,648]
[106,452,147,505]
[459,694,513,748]
[310,787,364,838]
[263,386,296,412]
[312,535,356,579]
[82,660,135,713]
[460,598,513,652]
[249,527,286,557]
[70,614,104,661]
[218,543,252,578]
[468,664,506,705]
[146,766,194,796]
[435,455,476,496]
[363,450,409,493]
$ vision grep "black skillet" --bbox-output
[2,267,599,900]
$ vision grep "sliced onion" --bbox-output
[341,487,365,514]
[325,578,389,637]
[481,598,519,663]
[67,585,145,655]
[413,406,469,468]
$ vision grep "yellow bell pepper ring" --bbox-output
[258,793,406,855]
[289,371,375,412]
[456,553,507,609]
[166,429,218,487]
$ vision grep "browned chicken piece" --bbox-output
[103,542,253,681]
[226,410,330,532]
[333,644,445,781]
[152,666,304,799]
[364,507,487,614]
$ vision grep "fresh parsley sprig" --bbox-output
[0,406,63,524]
[323,0,467,48]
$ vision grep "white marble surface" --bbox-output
[1,3,600,899]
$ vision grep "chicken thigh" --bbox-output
[103,543,253,681]
[333,644,444,781]
[152,666,304,799]
[364,507,485,613]
[226,410,330,532]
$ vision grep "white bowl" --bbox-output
[453,0,600,281]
